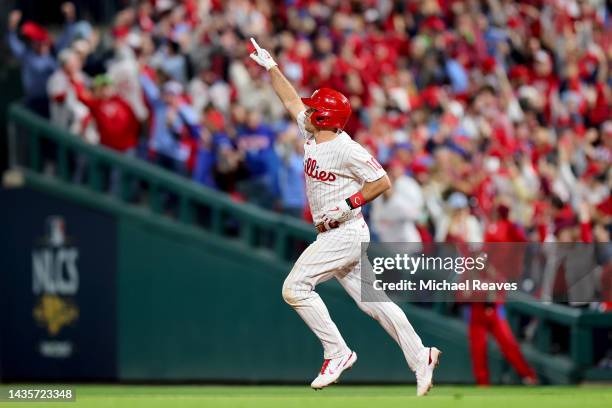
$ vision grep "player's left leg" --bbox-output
[282,225,364,389]
[336,257,440,395]
[283,239,351,361]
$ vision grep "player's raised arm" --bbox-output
[249,38,305,120]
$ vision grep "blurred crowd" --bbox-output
[6,0,611,249]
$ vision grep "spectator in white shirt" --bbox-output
[371,161,425,243]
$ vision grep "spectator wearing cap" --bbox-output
[6,4,78,117]
[484,204,529,242]
[192,108,235,190]
[71,75,139,153]
[71,74,140,196]
[436,192,483,243]
[7,11,55,117]
[140,75,199,175]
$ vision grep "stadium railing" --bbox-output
[6,103,316,261]
[506,292,612,382]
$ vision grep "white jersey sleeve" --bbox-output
[346,142,387,183]
[296,110,314,140]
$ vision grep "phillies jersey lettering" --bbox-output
[304,158,337,182]
[297,110,386,225]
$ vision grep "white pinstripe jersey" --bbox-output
[297,110,387,225]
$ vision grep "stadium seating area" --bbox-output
[6,1,610,244]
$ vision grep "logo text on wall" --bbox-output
[31,216,80,358]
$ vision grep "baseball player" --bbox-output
[249,38,440,396]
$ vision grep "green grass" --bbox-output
[1,385,611,408]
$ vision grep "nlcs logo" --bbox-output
[31,216,80,336]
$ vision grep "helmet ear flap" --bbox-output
[311,111,331,129]
[313,113,324,125]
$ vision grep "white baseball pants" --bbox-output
[282,216,426,371]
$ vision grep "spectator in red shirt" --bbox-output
[72,74,141,196]
[72,74,140,153]
[484,204,529,242]
[466,203,537,385]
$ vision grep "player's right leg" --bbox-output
[282,234,358,389]
[336,256,441,396]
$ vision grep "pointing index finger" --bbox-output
[250,37,261,52]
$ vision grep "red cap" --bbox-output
[206,110,225,130]
[419,86,441,108]
[112,26,130,39]
[482,56,497,74]
[410,161,429,175]
[423,16,445,31]
[21,21,50,43]
[387,159,405,171]
[509,65,530,81]
[301,88,352,130]
[507,16,522,28]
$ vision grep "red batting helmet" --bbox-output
[301,88,351,130]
